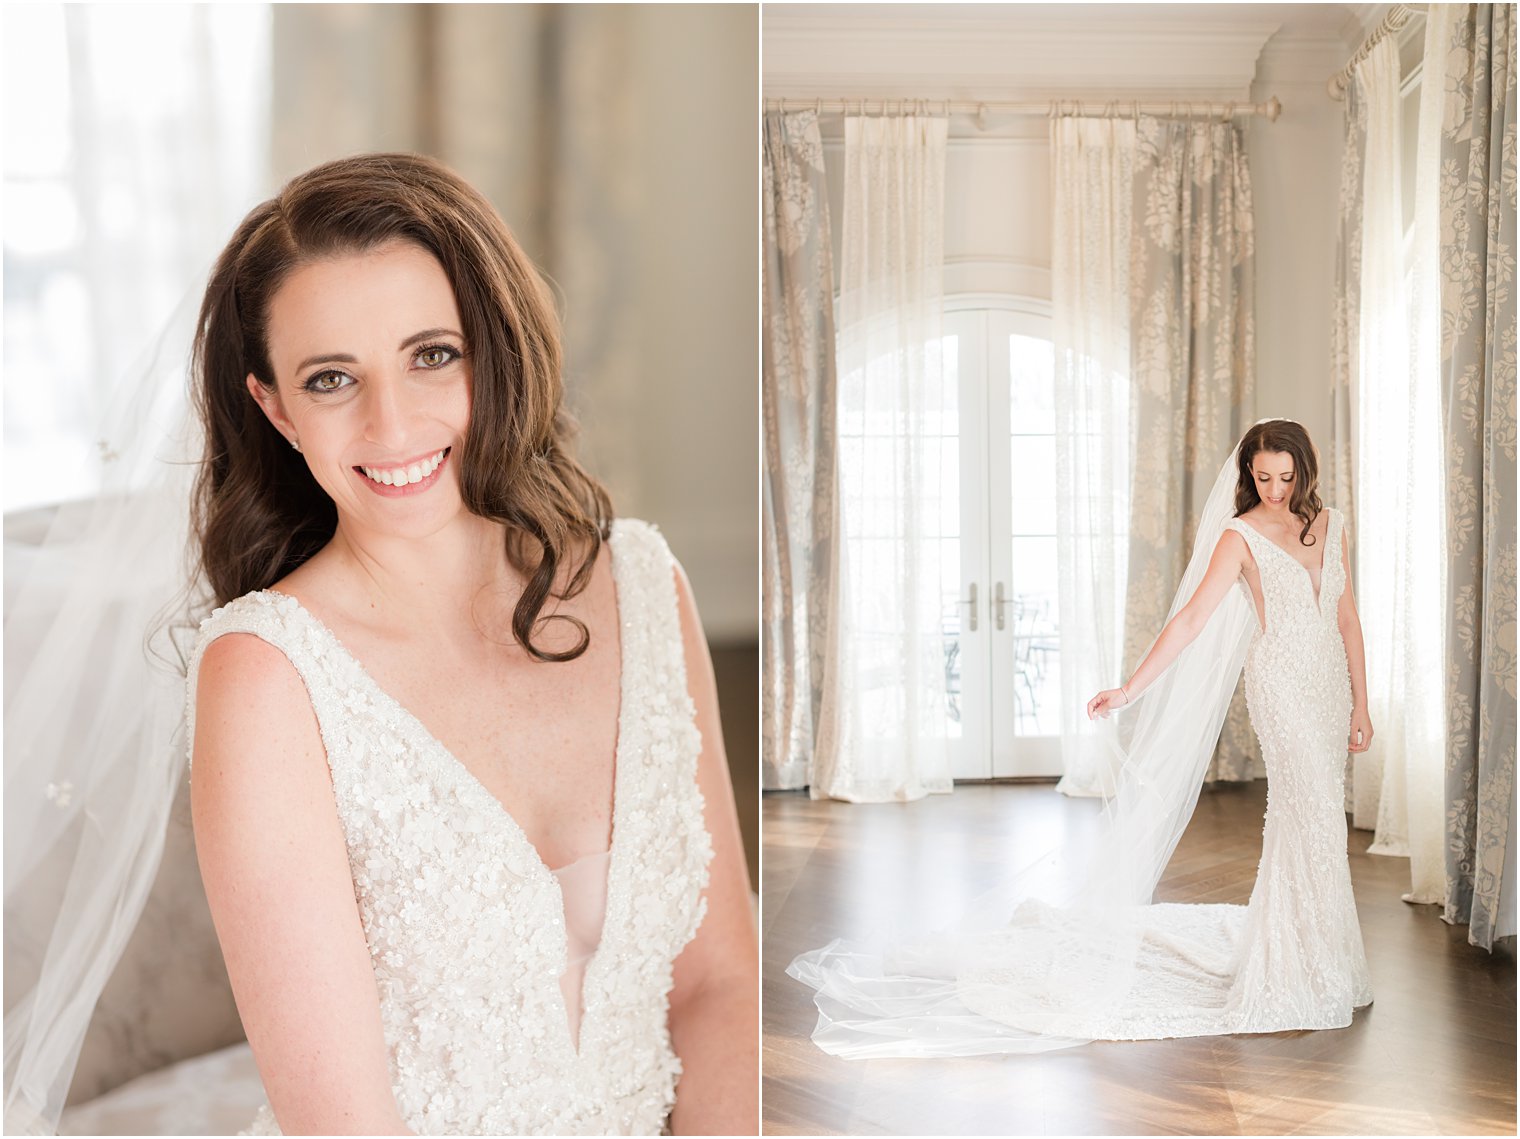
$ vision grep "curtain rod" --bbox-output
[1327,4,1426,99]
[763,96,1283,127]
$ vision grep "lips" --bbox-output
[354,447,451,497]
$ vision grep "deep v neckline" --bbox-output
[1237,512,1330,608]
[266,538,629,888]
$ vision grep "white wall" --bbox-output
[1247,32,1357,464]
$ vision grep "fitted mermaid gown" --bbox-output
[187,519,713,1134]
[792,506,1373,1051]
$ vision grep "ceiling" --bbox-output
[763,3,1389,100]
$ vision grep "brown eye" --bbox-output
[304,371,352,393]
[416,345,458,368]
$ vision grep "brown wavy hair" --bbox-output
[190,153,612,661]
[1233,419,1323,546]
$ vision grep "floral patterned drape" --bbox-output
[762,111,840,790]
[1332,70,1373,820]
[1122,116,1258,782]
[1436,2,1517,950]
[1328,80,1367,579]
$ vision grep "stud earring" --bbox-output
[290,438,302,453]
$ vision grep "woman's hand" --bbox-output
[1348,706,1374,753]
[1086,687,1130,720]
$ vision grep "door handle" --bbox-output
[995,581,1008,630]
[962,581,978,632]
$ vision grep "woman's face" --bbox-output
[1249,449,1295,508]
[250,239,473,538]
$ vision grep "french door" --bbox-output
[941,302,1065,780]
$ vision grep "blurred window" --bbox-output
[3,3,271,511]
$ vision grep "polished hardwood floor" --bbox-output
[762,781,1517,1136]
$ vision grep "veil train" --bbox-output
[787,421,1274,1057]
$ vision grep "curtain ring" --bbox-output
[814,98,821,116]
[977,102,988,131]
[1223,101,1235,123]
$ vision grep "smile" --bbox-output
[356,448,449,492]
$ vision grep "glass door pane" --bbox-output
[943,310,991,779]
[988,311,1063,777]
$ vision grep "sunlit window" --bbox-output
[836,335,959,737]
[2,3,271,512]
[1006,331,1062,736]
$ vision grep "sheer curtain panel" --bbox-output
[762,111,842,791]
[1345,36,1447,903]
[1050,117,1134,797]
[813,115,952,802]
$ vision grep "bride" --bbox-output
[7,154,758,1135]
[789,417,1374,1055]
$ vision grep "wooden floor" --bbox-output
[762,782,1517,1136]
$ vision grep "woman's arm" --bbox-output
[192,634,412,1135]
[1088,529,1250,719]
[665,564,760,1137]
[1336,523,1374,753]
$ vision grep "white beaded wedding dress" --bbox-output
[789,429,1374,1057]
[951,508,1373,1041]
[187,519,712,1135]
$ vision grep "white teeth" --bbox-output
[360,449,446,487]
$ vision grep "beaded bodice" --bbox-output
[1225,507,1345,650]
[186,518,712,1136]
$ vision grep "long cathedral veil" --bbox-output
[3,281,210,1134]
[787,421,1277,1057]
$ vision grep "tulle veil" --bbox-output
[4,279,211,1134]
[787,421,1278,1058]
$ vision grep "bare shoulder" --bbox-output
[1213,525,1250,563]
[192,631,325,811]
[196,631,312,726]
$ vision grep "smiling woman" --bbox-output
[173,154,759,1135]
[194,157,613,665]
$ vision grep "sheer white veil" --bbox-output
[4,278,210,1133]
[787,419,1280,1057]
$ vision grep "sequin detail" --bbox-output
[186,519,712,1135]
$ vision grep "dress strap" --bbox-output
[1223,517,1257,550]
[606,518,695,768]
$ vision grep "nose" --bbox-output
[361,374,414,451]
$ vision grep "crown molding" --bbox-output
[764,16,1280,98]
[1255,31,1352,90]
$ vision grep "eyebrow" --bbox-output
[295,328,464,373]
